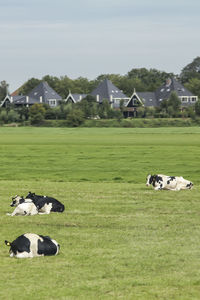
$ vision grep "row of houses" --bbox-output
[1,78,198,117]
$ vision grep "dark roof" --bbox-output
[71,94,87,103]
[91,79,128,102]
[137,92,157,107]
[155,78,194,102]
[28,81,62,102]
[0,95,39,107]
[12,95,39,105]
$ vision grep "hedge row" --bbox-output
[6,118,200,128]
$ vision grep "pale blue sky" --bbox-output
[0,0,200,91]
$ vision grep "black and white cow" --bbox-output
[10,195,53,215]
[146,174,193,191]
[5,233,60,258]
[26,192,65,213]
[7,200,38,216]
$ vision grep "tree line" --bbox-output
[0,56,200,126]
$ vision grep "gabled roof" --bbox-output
[0,95,39,107]
[155,78,194,102]
[91,79,128,102]
[65,93,87,103]
[28,81,62,102]
[126,90,145,107]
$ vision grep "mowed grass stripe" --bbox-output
[0,127,199,183]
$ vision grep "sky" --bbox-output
[0,0,200,92]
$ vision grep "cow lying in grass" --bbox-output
[5,233,60,258]
[10,192,65,215]
[7,198,38,216]
[146,174,193,191]
[26,192,65,213]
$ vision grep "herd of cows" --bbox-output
[5,191,65,258]
[5,174,193,258]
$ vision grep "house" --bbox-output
[154,78,198,106]
[27,81,62,107]
[90,79,129,107]
[65,78,129,108]
[1,95,40,108]
[1,81,62,108]
[123,77,198,117]
[65,92,87,104]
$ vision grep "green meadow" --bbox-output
[0,127,200,300]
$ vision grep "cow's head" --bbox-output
[26,192,35,199]
[10,195,25,207]
[146,174,157,186]
[5,240,15,257]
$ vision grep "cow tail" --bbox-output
[5,240,11,246]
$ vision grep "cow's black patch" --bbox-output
[186,182,193,189]
[9,235,31,254]
[19,197,25,204]
[169,176,175,181]
[156,176,163,182]
[149,176,154,185]
[26,192,65,213]
[37,235,57,256]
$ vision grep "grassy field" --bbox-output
[0,127,200,299]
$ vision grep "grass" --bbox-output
[0,127,200,299]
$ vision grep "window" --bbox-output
[191,97,197,102]
[181,97,188,102]
[49,99,56,107]
[160,88,164,92]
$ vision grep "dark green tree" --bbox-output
[180,56,200,83]
[66,109,85,126]
[185,78,200,98]
[19,78,41,95]
[0,80,9,101]
[195,100,200,116]
[29,103,46,124]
